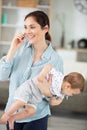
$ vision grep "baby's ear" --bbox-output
[66,82,71,89]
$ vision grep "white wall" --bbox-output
[50,0,87,48]
[57,50,87,79]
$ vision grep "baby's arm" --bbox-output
[50,97,63,106]
[0,100,25,124]
[36,64,53,97]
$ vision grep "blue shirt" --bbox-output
[0,40,64,122]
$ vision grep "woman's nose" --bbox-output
[25,28,32,34]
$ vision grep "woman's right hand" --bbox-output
[6,34,25,62]
[0,113,10,124]
[10,33,25,51]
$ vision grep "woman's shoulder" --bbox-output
[49,48,64,73]
[51,49,63,62]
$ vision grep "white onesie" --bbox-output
[14,68,64,109]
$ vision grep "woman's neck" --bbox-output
[33,41,48,63]
[34,40,48,53]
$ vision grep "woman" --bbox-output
[0,10,63,130]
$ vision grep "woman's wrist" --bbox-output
[6,48,16,62]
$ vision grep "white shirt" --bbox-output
[48,68,64,99]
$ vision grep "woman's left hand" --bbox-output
[36,74,52,97]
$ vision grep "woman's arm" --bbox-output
[37,64,53,82]
[1,104,35,130]
[8,105,35,130]
[36,65,53,97]
[0,34,25,80]
[6,33,25,62]
[0,100,25,124]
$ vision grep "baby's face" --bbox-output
[61,82,81,96]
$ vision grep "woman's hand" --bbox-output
[8,116,15,130]
[0,113,10,124]
[10,34,25,51]
[6,34,25,62]
[36,74,53,97]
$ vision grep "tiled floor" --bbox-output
[0,110,87,130]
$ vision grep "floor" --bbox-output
[0,110,87,130]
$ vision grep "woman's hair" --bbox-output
[24,10,51,41]
[63,72,85,92]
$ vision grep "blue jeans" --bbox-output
[6,115,48,130]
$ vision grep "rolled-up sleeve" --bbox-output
[0,56,14,80]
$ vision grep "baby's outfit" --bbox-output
[14,68,64,110]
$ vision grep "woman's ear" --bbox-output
[43,25,49,32]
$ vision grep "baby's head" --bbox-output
[61,72,85,97]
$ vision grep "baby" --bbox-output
[1,64,85,130]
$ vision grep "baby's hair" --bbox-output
[63,72,85,92]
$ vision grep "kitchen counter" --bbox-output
[55,48,87,62]
[76,49,87,62]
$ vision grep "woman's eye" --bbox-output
[30,26,35,29]
[24,26,35,30]
[24,26,27,29]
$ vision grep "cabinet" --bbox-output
[0,0,50,46]
[37,0,50,15]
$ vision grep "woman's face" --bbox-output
[24,16,48,45]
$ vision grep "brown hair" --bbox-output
[63,72,85,92]
[24,10,51,41]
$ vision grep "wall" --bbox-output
[50,0,87,48]
[0,0,2,39]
